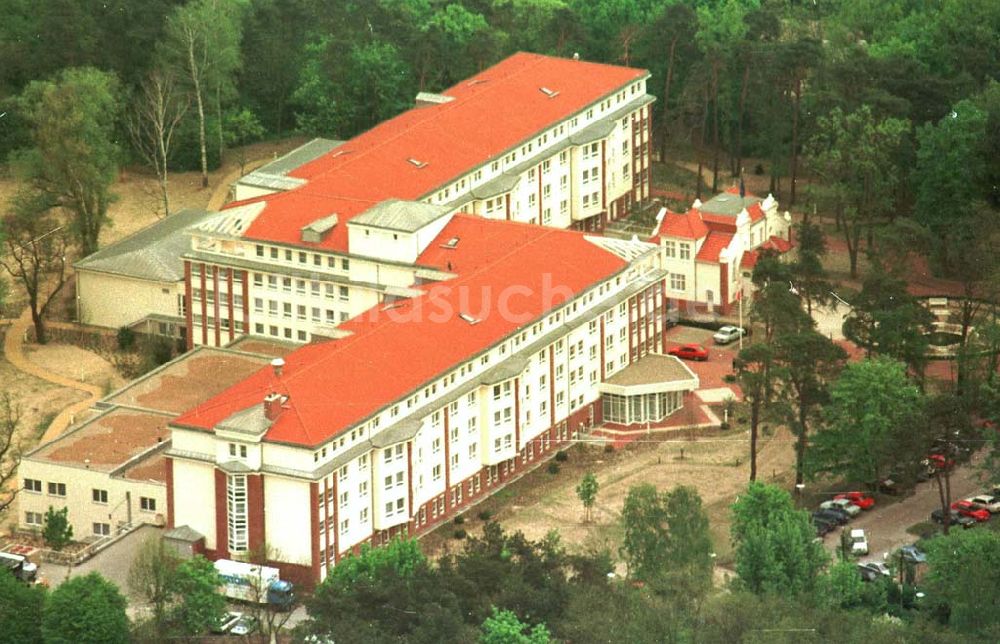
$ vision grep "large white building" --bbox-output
[175,52,654,348]
[167,216,697,587]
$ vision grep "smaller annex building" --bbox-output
[16,343,283,542]
[651,187,793,315]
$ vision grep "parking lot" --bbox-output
[814,460,990,567]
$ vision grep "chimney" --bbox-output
[271,357,285,378]
[263,392,283,421]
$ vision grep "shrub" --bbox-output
[453,515,465,525]
[723,374,737,383]
[453,529,467,540]
[116,326,136,351]
[478,510,492,521]
[547,462,560,475]
[720,421,730,431]
[603,443,615,453]
[554,450,568,462]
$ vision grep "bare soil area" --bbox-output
[425,424,797,566]
[23,343,123,393]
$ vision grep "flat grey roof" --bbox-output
[699,192,762,217]
[244,138,344,178]
[350,199,451,232]
[75,209,207,282]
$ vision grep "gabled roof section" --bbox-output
[654,208,709,241]
[237,53,648,252]
[173,216,629,447]
[237,138,344,191]
[350,199,451,233]
[695,232,735,263]
[75,209,207,282]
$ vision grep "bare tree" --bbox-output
[0,193,68,344]
[244,542,296,643]
[0,393,24,514]
[125,69,189,218]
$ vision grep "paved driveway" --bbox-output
[38,525,163,599]
[817,463,988,565]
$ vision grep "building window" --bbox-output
[679,243,691,260]
[664,241,676,258]
[93,523,111,537]
[23,478,41,493]
[227,475,248,552]
[47,482,66,497]
[339,286,349,301]
[92,489,108,504]
[25,511,43,526]
[670,273,686,291]
[140,497,156,512]
[255,245,264,257]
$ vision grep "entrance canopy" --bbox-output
[598,354,699,425]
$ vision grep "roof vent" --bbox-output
[271,357,285,378]
[539,87,560,98]
[415,92,455,107]
[301,214,338,243]
[441,236,460,249]
[330,149,352,159]
[573,52,580,61]
[407,158,428,168]
[692,198,703,209]
[459,313,481,325]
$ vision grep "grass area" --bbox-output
[650,161,711,197]
[34,411,56,439]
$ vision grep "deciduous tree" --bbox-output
[925,528,1000,637]
[171,555,224,636]
[41,572,129,644]
[575,472,599,523]
[0,566,44,644]
[811,358,922,489]
[730,482,828,596]
[127,537,180,639]
[14,67,120,256]
[480,607,551,644]
[0,193,69,344]
[0,392,24,513]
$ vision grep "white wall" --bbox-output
[77,271,182,330]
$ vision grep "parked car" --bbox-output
[857,564,881,582]
[813,517,836,537]
[860,562,891,577]
[850,529,869,555]
[712,325,746,345]
[210,611,243,634]
[925,453,955,472]
[230,616,258,636]
[931,508,977,529]
[820,498,862,517]
[667,343,709,361]
[813,508,850,525]
[952,500,991,522]
[966,494,1000,514]
[899,545,927,564]
[835,491,876,510]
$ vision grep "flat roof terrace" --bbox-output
[30,408,172,474]
[103,346,273,415]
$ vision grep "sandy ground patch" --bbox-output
[22,342,123,393]
[426,424,797,567]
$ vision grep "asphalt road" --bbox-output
[816,461,990,565]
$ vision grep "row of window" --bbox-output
[23,479,156,510]
[254,245,350,273]
[253,299,349,324]
[252,273,350,301]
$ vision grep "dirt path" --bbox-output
[2,310,103,444]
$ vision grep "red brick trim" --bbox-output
[165,457,174,529]
[200,263,208,346]
[309,482,321,583]
[247,474,265,552]
[214,468,229,559]
[226,269,235,343]
[183,262,193,350]
[241,270,250,337]
[212,265,221,347]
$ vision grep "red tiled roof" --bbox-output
[173,216,629,447]
[238,53,647,251]
[700,212,739,231]
[762,235,793,253]
[741,251,759,270]
[695,232,734,263]
[654,208,708,241]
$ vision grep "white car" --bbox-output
[712,325,746,345]
[860,561,891,576]
[820,498,862,517]
[966,495,1000,513]
[850,529,869,556]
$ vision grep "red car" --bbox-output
[667,344,709,361]
[835,491,876,510]
[951,500,991,522]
